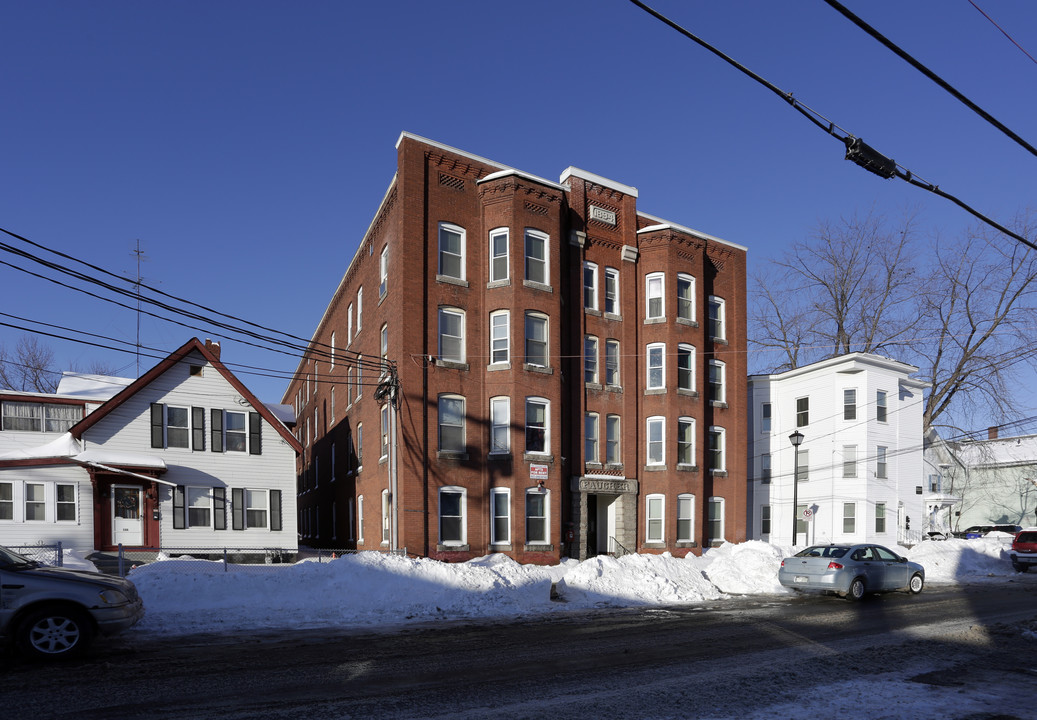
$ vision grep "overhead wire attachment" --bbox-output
[844,137,896,179]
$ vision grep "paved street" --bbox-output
[4,582,1036,719]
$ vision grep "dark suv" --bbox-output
[1009,529,1037,573]
[0,545,144,659]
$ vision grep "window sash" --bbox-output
[843,389,857,420]
[524,230,547,284]
[605,340,620,386]
[438,309,464,363]
[584,336,598,383]
[490,398,510,453]
[677,495,694,541]
[606,416,620,464]
[584,414,598,462]
[438,397,465,452]
[647,344,664,389]
[491,490,510,544]
[490,312,509,364]
[438,225,464,279]
[677,419,694,465]
[490,230,509,282]
[525,491,547,543]
[677,276,694,320]
[604,269,618,314]
[646,275,664,318]
[525,400,548,453]
[646,496,664,542]
[647,418,664,464]
[440,490,464,543]
[525,315,548,366]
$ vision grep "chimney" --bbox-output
[205,339,222,360]
[987,426,998,440]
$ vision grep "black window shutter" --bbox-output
[192,407,205,451]
[211,409,224,453]
[213,487,226,530]
[249,412,262,455]
[173,485,185,529]
[151,403,165,448]
[270,489,282,531]
[232,488,244,530]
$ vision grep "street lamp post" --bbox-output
[790,430,804,545]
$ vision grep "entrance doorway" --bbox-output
[587,493,618,555]
[112,485,143,546]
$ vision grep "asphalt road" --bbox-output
[4,581,1036,719]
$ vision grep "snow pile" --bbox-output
[123,538,1027,637]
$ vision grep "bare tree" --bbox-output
[751,209,1037,433]
[750,209,921,371]
[0,335,60,392]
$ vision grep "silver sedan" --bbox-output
[779,544,925,600]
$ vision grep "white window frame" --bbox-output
[876,446,888,479]
[646,272,664,320]
[584,335,599,384]
[347,303,353,344]
[55,483,77,522]
[677,273,695,321]
[490,487,511,545]
[677,344,695,392]
[490,310,510,365]
[605,339,620,387]
[438,222,466,281]
[843,444,858,478]
[583,261,598,310]
[356,286,363,333]
[708,426,726,472]
[647,416,665,465]
[524,312,549,367]
[245,489,269,529]
[677,494,695,542]
[677,416,695,466]
[380,406,389,460]
[585,412,599,463]
[524,228,549,286]
[761,453,772,481]
[708,360,726,404]
[357,494,365,543]
[225,410,247,453]
[438,307,466,364]
[843,502,856,534]
[438,486,467,546]
[187,486,213,529]
[708,496,725,542]
[875,502,887,533]
[647,342,665,390]
[381,488,391,544]
[438,394,466,453]
[604,267,619,315]
[525,488,549,544]
[796,396,809,427]
[646,494,665,543]
[489,227,509,283]
[379,246,388,298]
[707,296,726,340]
[606,415,620,464]
[761,402,772,434]
[490,396,510,454]
[844,388,857,420]
[797,448,810,482]
[525,397,549,455]
[761,504,771,536]
[876,390,888,422]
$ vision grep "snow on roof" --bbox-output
[0,432,82,460]
[55,372,135,400]
[955,434,1037,468]
[75,448,166,470]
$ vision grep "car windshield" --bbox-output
[0,546,39,570]
[794,546,848,559]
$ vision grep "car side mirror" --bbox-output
[898,556,907,563]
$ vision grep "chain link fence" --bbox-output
[8,543,64,567]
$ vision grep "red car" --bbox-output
[1009,528,1037,573]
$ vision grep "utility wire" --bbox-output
[625,0,1037,252]
[968,0,1037,67]
[824,0,1037,158]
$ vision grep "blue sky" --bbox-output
[2,1,1035,416]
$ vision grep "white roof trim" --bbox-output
[478,168,566,192]
[636,213,747,252]
[396,132,509,172]
[559,167,638,198]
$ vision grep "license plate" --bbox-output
[795,576,808,583]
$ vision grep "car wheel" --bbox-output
[908,573,924,594]
[1012,562,1025,573]
[17,605,93,660]
[846,577,866,601]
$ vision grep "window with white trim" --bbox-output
[761,453,772,481]
[707,360,725,403]
[646,273,664,320]
[356,422,363,468]
[439,486,466,546]
[438,307,465,364]
[708,497,725,541]
[438,222,466,280]
[380,406,389,459]
[584,336,599,384]
[585,412,599,463]
[876,390,888,422]
[876,446,888,478]
[708,426,726,472]
[796,396,809,427]
[56,483,76,521]
[489,228,509,282]
[646,494,664,543]
[490,487,510,545]
[606,415,620,464]
[761,504,771,535]
[438,395,465,453]
[843,445,857,478]
[187,487,213,528]
[647,343,665,390]
[843,502,856,534]
[1,401,82,433]
[490,396,510,454]
[25,483,45,521]
[0,481,12,520]
[357,494,365,542]
[380,324,389,377]
[677,494,695,542]
[347,304,353,344]
[604,267,619,314]
[525,398,549,454]
[761,402,772,433]
[605,339,620,386]
[490,310,510,364]
[875,502,886,533]
[379,246,388,298]
[677,344,695,391]
[844,388,857,420]
[677,417,695,465]
[707,296,726,340]
[797,448,809,482]
[525,488,548,544]
[245,489,268,529]
[677,273,695,321]
[524,229,549,285]
[583,261,598,310]
[356,286,363,332]
[647,416,665,465]
[382,489,391,544]
[524,312,548,367]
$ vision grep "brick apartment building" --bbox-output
[286,133,748,563]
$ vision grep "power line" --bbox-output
[968,0,1037,67]
[624,0,1037,252]
[823,0,1037,159]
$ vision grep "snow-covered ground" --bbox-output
[61,536,1037,719]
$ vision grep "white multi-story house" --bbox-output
[0,338,301,555]
[942,428,1037,532]
[747,353,927,547]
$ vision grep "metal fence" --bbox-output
[9,542,64,567]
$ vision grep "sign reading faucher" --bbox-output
[575,477,635,494]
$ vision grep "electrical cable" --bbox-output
[624,0,1037,252]
[968,0,1037,67]
[823,0,1037,159]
